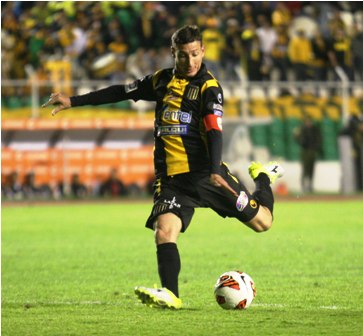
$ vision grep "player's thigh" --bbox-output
[196,165,259,223]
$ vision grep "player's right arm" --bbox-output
[42,93,71,116]
[42,75,156,116]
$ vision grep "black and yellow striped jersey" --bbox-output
[70,64,224,178]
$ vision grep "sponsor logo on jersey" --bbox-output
[236,191,249,212]
[213,103,223,116]
[213,103,223,111]
[162,109,192,123]
[157,125,188,136]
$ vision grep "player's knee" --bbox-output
[254,218,272,232]
[247,208,273,232]
[155,225,174,242]
[154,213,182,244]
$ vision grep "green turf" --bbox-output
[2,200,363,335]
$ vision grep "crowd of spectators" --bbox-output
[2,1,363,91]
[2,2,363,199]
[1,168,152,201]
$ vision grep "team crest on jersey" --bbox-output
[186,85,199,100]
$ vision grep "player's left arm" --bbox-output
[202,84,238,197]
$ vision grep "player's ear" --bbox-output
[201,44,205,56]
[171,46,176,58]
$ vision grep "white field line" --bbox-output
[253,303,341,310]
[3,300,344,310]
[4,300,122,306]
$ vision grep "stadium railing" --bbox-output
[2,78,363,119]
[2,79,362,196]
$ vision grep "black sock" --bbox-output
[252,173,274,214]
[157,242,180,297]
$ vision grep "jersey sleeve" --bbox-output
[201,80,224,122]
[70,74,157,107]
[123,74,157,101]
[201,80,224,174]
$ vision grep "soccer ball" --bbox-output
[214,271,256,310]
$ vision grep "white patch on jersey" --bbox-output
[125,81,138,93]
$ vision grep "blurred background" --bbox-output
[1,1,363,201]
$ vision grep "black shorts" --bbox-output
[145,163,259,232]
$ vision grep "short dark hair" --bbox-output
[171,25,202,46]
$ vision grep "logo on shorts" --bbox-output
[164,196,181,209]
[250,200,257,209]
[236,191,249,212]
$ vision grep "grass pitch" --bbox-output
[2,199,363,335]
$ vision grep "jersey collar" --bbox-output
[173,63,208,80]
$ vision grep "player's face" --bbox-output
[172,41,205,78]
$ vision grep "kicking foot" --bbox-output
[248,161,284,184]
[134,286,182,309]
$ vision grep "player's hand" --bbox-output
[42,93,71,116]
[210,174,238,197]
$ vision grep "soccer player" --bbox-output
[43,25,284,309]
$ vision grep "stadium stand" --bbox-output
[1,1,363,198]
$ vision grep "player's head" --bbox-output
[171,25,205,78]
